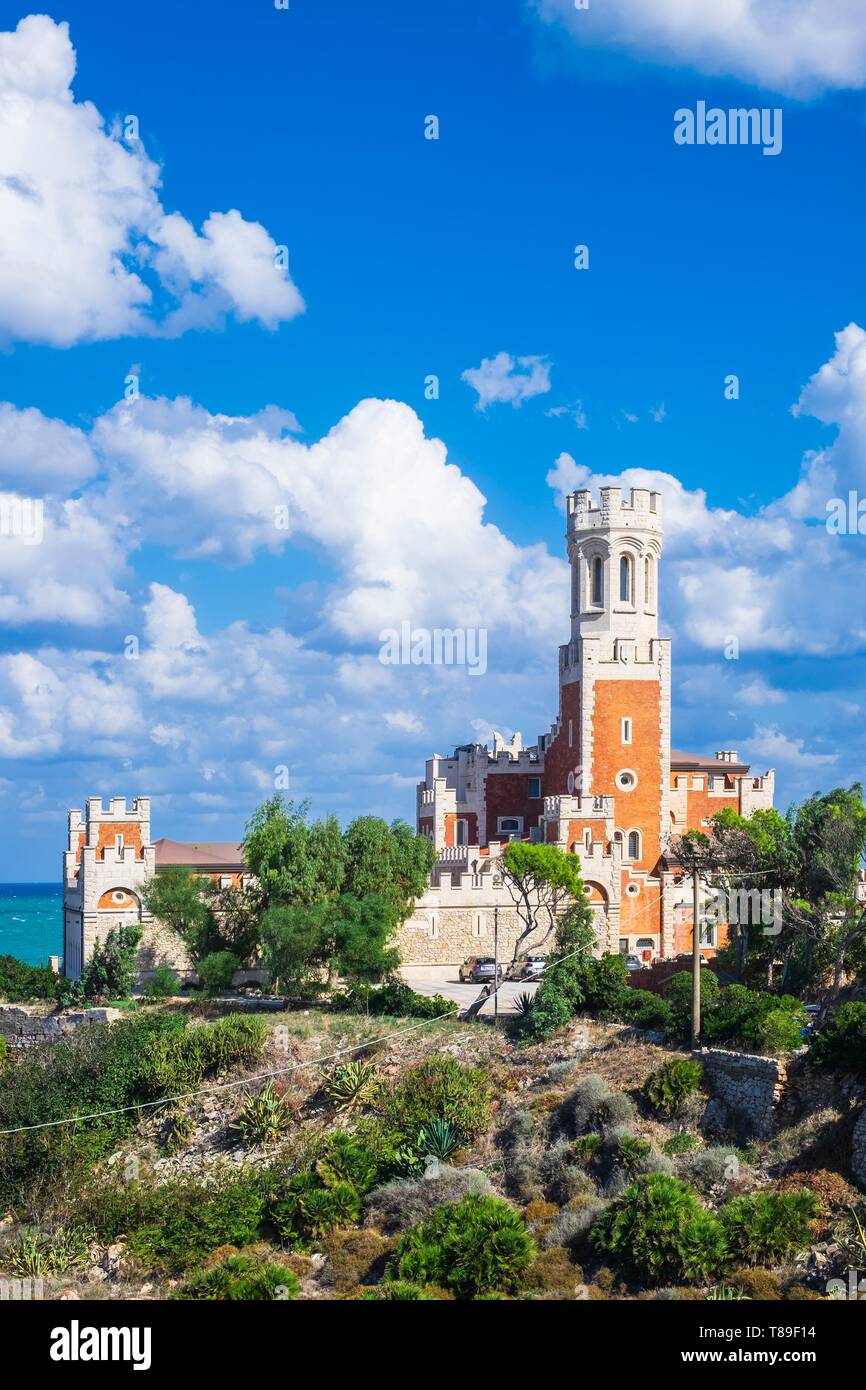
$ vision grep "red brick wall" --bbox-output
[484,773,543,843]
[542,679,581,797]
[591,679,662,872]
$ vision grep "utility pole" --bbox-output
[692,863,702,1052]
[493,905,499,1029]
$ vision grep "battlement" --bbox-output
[543,794,612,820]
[567,486,663,532]
[83,796,151,821]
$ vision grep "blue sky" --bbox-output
[1,0,865,877]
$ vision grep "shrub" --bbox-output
[701,984,806,1055]
[644,1059,704,1117]
[389,1194,535,1297]
[321,1228,392,1290]
[174,1251,299,1300]
[662,1132,701,1157]
[665,969,720,1035]
[808,1002,866,1073]
[570,1075,635,1134]
[520,1246,581,1295]
[197,951,240,994]
[0,1012,189,1206]
[536,1138,597,1205]
[79,925,142,1000]
[573,1133,603,1163]
[331,981,455,1020]
[269,1127,400,1244]
[5,1223,94,1277]
[0,1034,7,1070]
[88,1174,268,1272]
[231,1081,293,1147]
[161,1106,196,1155]
[144,965,180,1000]
[364,1166,492,1235]
[141,1013,267,1095]
[720,1190,819,1266]
[417,1118,461,1161]
[0,955,57,1002]
[677,1145,745,1194]
[385,1057,492,1143]
[541,1202,607,1255]
[361,1281,432,1300]
[324,1061,380,1112]
[591,1174,729,1284]
[619,989,674,1033]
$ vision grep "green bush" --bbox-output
[331,980,455,1019]
[362,1280,432,1300]
[87,1174,268,1272]
[644,1059,704,1117]
[389,1194,535,1297]
[0,1034,7,1070]
[385,1057,492,1143]
[268,1126,401,1244]
[0,1012,266,1207]
[519,952,630,1040]
[231,1081,292,1147]
[144,965,180,1000]
[0,954,58,1002]
[591,1173,728,1284]
[80,926,141,999]
[662,1132,700,1157]
[197,951,240,994]
[570,1074,635,1134]
[808,1002,866,1073]
[701,984,806,1055]
[174,1252,299,1300]
[140,1013,267,1095]
[720,1190,819,1266]
[664,969,720,1034]
[619,989,674,1033]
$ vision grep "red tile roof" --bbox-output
[154,838,246,869]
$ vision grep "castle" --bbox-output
[62,486,774,980]
[394,486,775,965]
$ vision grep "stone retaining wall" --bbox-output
[699,1046,787,1140]
[0,1004,123,1053]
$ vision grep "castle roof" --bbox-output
[154,838,246,869]
[670,749,749,773]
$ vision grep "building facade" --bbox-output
[62,486,775,979]
[396,486,775,965]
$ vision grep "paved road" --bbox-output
[400,964,539,1018]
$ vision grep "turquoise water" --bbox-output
[0,884,63,965]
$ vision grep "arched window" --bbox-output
[619,553,634,603]
[456,819,467,847]
[591,555,604,606]
[644,554,654,608]
[627,830,641,861]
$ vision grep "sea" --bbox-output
[0,883,63,965]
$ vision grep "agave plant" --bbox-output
[417,1117,461,1161]
[707,1283,749,1300]
[323,1060,380,1112]
[513,992,535,1017]
[7,1225,94,1278]
[230,1080,292,1147]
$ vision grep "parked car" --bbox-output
[459,956,505,984]
[625,953,644,973]
[519,955,547,980]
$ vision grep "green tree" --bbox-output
[342,816,436,923]
[141,866,213,963]
[499,841,585,965]
[259,900,333,996]
[330,893,400,984]
[243,797,344,909]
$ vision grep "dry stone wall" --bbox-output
[699,1046,787,1139]
[0,1003,124,1054]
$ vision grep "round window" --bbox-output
[616,769,638,791]
[626,883,640,897]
